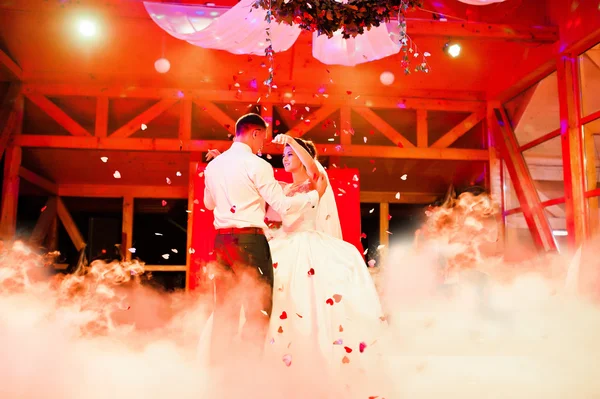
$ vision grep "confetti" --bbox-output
[155,232,163,236]
[334,339,343,345]
[333,294,342,303]
[279,311,288,320]
[100,157,108,163]
[113,171,121,179]
[401,174,408,180]
[261,310,269,316]
[141,124,147,130]
[367,259,376,267]
[369,208,374,213]
[352,174,359,182]
[166,177,172,185]
[198,172,204,177]
[176,171,182,177]
[359,342,367,353]
[278,326,284,333]
[344,346,353,353]
[339,325,344,332]
[171,249,178,253]
[230,205,237,213]
[188,248,195,254]
[395,192,400,199]
[388,214,392,220]
[308,268,315,276]
[162,254,169,259]
[296,313,303,318]
[41,206,47,212]
[258,267,263,275]
[361,233,367,239]
[162,200,167,206]
[128,248,136,253]
[326,298,334,306]
[273,262,278,269]
[342,356,350,364]
[363,136,367,143]
[282,354,292,367]
[377,244,385,250]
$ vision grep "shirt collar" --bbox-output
[231,141,253,153]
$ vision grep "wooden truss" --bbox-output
[14,83,488,161]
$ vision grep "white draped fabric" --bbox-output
[143,1,401,66]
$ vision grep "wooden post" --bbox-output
[558,54,588,249]
[379,202,389,262]
[122,195,134,261]
[185,161,198,291]
[95,96,109,137]
[56,197,86,251]
[262,103,273,141]
[0,146,21,240]
[340,106,352,145]
[30,197,58,247]
[417,109,428,147]
[179,98,192,141]
[47,216,59,251]
[487,116,505,252]
[584,127,598,237]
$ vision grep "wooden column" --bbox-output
[379,202,389,262]
[558,54,588,249]
[121,195,134,261]
[487,115,505,252]
[185,161,198,291]
[489,105,557,252]
[0,145,21,240]
[417,109,428,147]
[56,197,86,251]
[262,103,273,141]
[584,128,598,237]
[47,216,59,251]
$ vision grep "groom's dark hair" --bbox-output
[235,113,267,136]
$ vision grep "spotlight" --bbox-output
[78,19,97,37]
[444,42,461,58]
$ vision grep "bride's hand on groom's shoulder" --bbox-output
[205,149,221,161]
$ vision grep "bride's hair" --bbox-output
[291,138,317,159]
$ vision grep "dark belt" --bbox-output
[216,227,264,235]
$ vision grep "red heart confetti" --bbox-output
[282,354,292,367]
[342,356,350,364]
[326,298,334,306]
[308,268,315,276]
[230,205,237,213]
[344,346,353,353]
[296,313,303,318]
[333,339,343,345]
[278,326,284,333]
[333,294,342,303]
[388,214,392,220]
[361,233,367,239]
[279,311,287,320]
[41,206,47,212]
[273,262,278,269]
[359,342,367,353]
[339,325,344,332]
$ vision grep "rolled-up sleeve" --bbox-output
[253,160,318,215]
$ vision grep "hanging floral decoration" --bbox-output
[253,0,422,39]
[252,0,428,89]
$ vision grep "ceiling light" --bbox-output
[78,19,97,37]
[444,42,461,58]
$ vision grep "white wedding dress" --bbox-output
[263,169,388,385]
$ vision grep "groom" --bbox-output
[203,113,327,364]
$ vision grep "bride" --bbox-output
[202,135,389,395]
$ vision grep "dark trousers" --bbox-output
[210,233,274,365]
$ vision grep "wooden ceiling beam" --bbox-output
[18,166,57,194]
[22,84,485,112]
[360,191,440,204]
[15,135,488,161]
[430,109,486,148]
[353,107,414,148]
[405,19,558,43]
[286,105,337,137]
[25,93,91,136]
[111,98,179,138]
[192,100,236,135]
[0,49,22,81]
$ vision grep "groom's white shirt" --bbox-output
[204,142,319,229]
